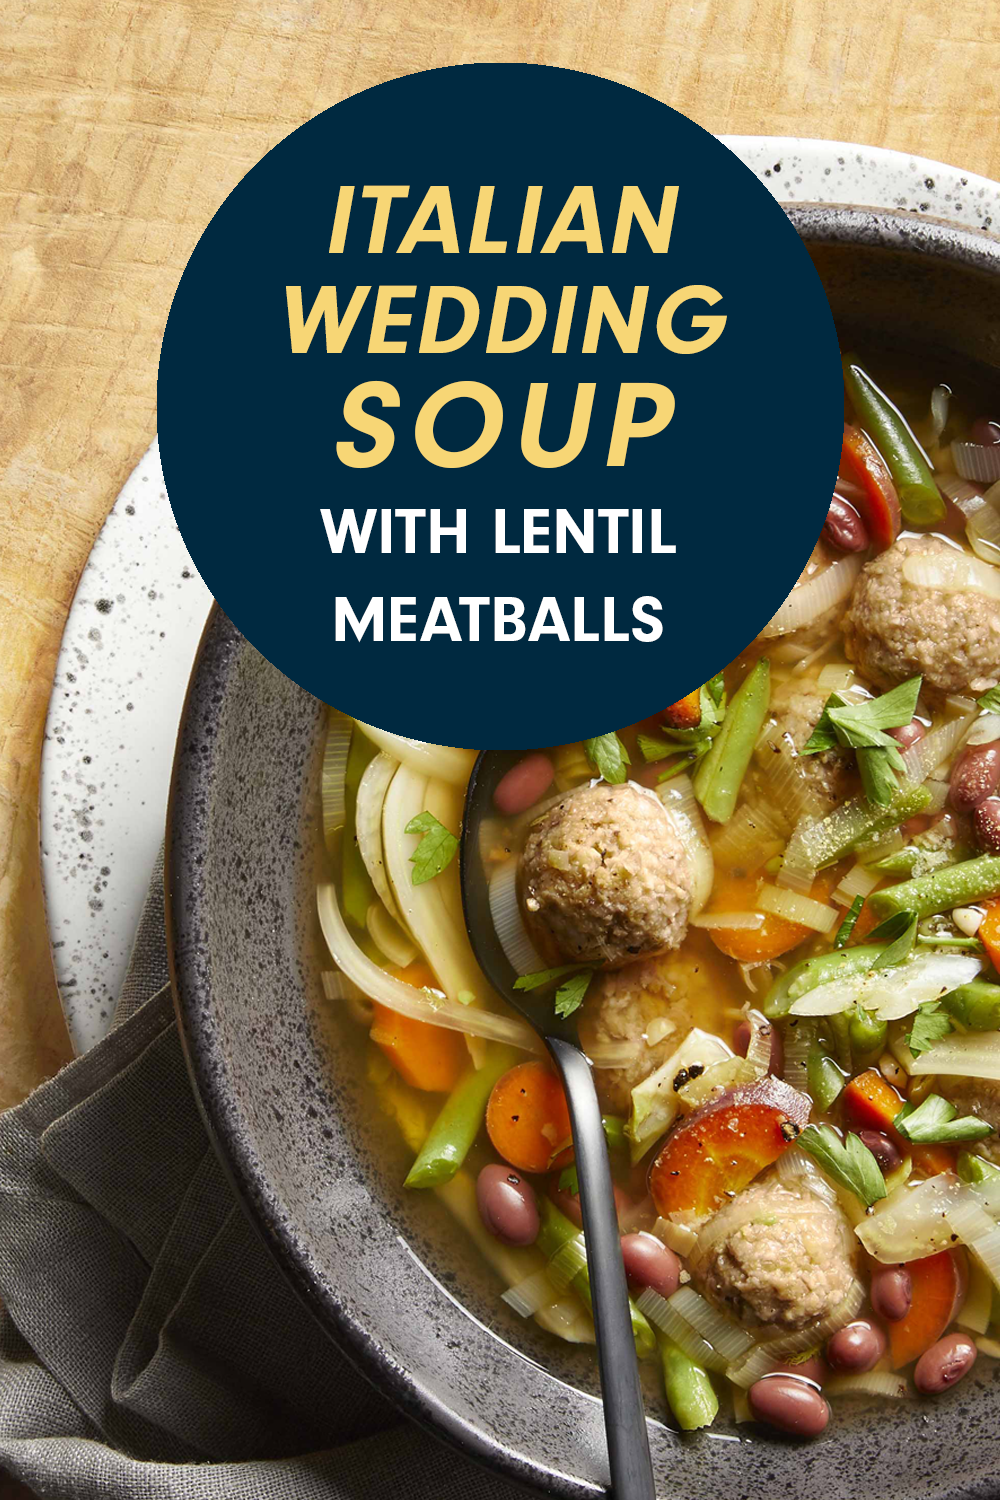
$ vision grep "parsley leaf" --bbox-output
[836,676,922,734]
[801,678,921,807]
[639,675,729,783]
[641,725,712,755]
[585,732,630,784]
[797,1124,887,1207]
[870,911,918,971]
[834,894,864,949]
[638,733,686,763]
[404,811,459,885]
[514,965,588,991]
[857,743,904,807]
[978,685,1000,713]
[639,732,712,784]
[827,712,900,751]
[514,965,594,1020]
[704,672,727,713]
[554,969,594,1018]
[558,1164,580,1194]
[907,1003,954,1057]
[866,909,917,945]
[698,682,726,728]
[894,1092,994,1144]
[801,708,841,755]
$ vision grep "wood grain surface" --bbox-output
[0,4,995,1495]
[1,0,999,1114]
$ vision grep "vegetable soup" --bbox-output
[318,355,1000,1438]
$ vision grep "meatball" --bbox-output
[753,676,857,815]
[843,535,1000,699]
[519,781,691,970]
[577,934,727,1113]
[694,1177,856,1332]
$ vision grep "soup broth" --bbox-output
[316,352,1000,1437]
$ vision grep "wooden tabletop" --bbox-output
[2,1,999,1100]
[0,2,996,1492]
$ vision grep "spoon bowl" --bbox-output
[461,751,656,1500]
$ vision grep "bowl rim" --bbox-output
[785,202,1000,268]
[168,203,1000,1499]
[166,608,586,1493]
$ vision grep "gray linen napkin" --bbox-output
[0,857,535,1499]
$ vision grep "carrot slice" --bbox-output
[842,1070,954,1177]
[649,1080,810,1218]
[706,870,839,963]
[395,961,438,989]
[636,691,702,739]
[486,1061,572,1174]
[910,1144,957,1176]
[661,691,702,731]
[369,961,467,1093]
[709,913,806,964]
[888,1249,967,1369]
[840,423,901,552]
[980,900,1000,973]
[850,897,880,944]
[842,1069,906,1134]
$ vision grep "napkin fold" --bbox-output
[0,855,533,1500]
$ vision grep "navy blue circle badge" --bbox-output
[158,64,841,747]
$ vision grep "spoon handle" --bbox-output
[548,1038,656,1500]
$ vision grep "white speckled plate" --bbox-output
[40,137,1000,1055]
[40,440,212,1049]
[722,137,999,232]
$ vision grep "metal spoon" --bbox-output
[460,751,656,1500]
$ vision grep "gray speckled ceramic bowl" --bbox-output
[168,207,1000,1499]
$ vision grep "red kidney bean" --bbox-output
[974,797,1000,854]
[888,719,926,752]
[870,1264,912,1323]
[734,1017,784,1076]
[950,740,1000,813]
[823,494,870,554]
[768,1356,827,1387]
[971,418,1000,446]
[551,1180,632,1230]
[749,1376,830,1437]
[619,1233,681,1298]
[493,753,555,816]
[914,1332,978,1395]
[856,1130,903,1176]
[477,1165,540,1246]
[826,1319,887,1374]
